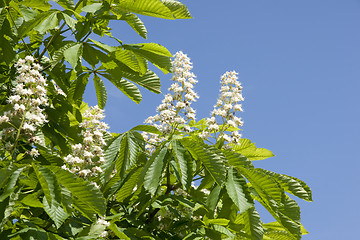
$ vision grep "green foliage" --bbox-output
[0,0,312,239]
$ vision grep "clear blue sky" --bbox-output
[84,1,360,239]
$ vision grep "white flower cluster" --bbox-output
[97,217,110,238]
[0,56,48,156]
[62,106,109,179]
[204,71,244,145]
[143,51,199,152]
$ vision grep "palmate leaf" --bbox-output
[114,0,174,19]
[20,0,52,11]
[0,167,25,202]
[124,43,172,74]
[171,139,192,190]
[119,12,147,39]
[225,167,253,214]
[181,138,227,186]
[142,145,169,195]
[263,221,308,240]
[116,167,142,202]
[161,0,192,19]
[259,169,312,202]
[47,166,106,221]
[232,138,274,160]
[122,70,161,94]
[115,132,142,178]
[114,48,147,74]
[101,73,142,104]
[239,167,283,204]
[235,207,264,240]
[33,165,69,228]
[223,149,253,168]
[254,195,302,240]
[131,125,162,134]
[17,11,53,38]
[93,75,107,109]
[102,134,124,183]
[67,73,90,106]
[63,42,83,69]
[0,188,21,231]
[50,41,78,69]
[33,11,59,34]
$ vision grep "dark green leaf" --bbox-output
[225,167,253,214]
[48,166,106,220]
[93,75,107,109]
[181,139,226,186]
[143,145,168,195]
[237,207,263,240]
[172,139,192,190]
[0,167,24,202]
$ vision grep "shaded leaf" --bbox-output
[93,75,107,109]
[226,167,253,214]
[143,145,168,195]
[181,139,226,186]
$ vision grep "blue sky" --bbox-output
[84,1,360,239]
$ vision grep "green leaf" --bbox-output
[181,139,227,186]
[119,12,147,39]
[172,139,192,190]
[205,184,221,213]
[93,75,107,109]
[101,73,142,104]
[34,11,59,34]
[61,12,77,30]
[20,0,52,11]
[50,41,77,69]
[21,193,43,208]
[33,165,69,228]
[63,42,83,69]
[143,145,168,195]
[123,70,161,94]
[114,0,174,19]
[130,125,162,134]
[114,48,146,74]
[0,168,12,189]
[161,0,192,19]
[260,169,312,202]
[116,167,142,202]
[68,73,90,105]
[116,132,141,177]
[81,3,103,13]
[124,43,172,74]
[48,166,106,220]
[232,138,275,160]
[224,149,253,168]
[89,38,117,52]
[0,167,24,202]
[53,0,75,10]
[237,207,264,240]
[18,11,53,38]
[0,188,21,231]
[102,134,123,182]
[239,167,283,204]
[225,167,253,214]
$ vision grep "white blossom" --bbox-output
[143,51,199,153]
[0,56,49,155]
[63,106,109,180]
